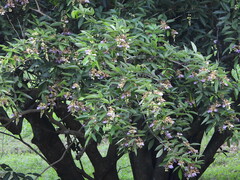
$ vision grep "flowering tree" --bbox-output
[0,0,240,180]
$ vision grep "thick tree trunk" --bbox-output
[25,112,84,180]
[198,128,232,177]
[129,146,154,180]
[54,101,120,180]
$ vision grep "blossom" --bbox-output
[115,35,130,49]
[121,91,131,99]
[161,80,172,89]
[85,49,92,55]
[107,106,116,120]
[163,116,174,125]
[37,103,47,110]
[117,78,126,88]
[222,99,231,108]
[160,21,170,30]
[0,7,6,15]
[165,131,172,139]
[207,104,218,113]
[135,137,144,148]
[72,83,80,89]
[90,68,109,79]
[207,70,217,81]
[127,127,137,135]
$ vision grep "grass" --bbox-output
[1,121,240,179]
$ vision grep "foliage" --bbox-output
[0,163,40,180]
[0,0,240,180]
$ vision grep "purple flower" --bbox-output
[207,109,213,113]
[165,131,172,139]
[61,32,72,36]
[168,164,174,169]
[102,120,108,124]
[222,125,227,130]
[235,49,240,53]
[178,74,184,78]
[149,123,154,128]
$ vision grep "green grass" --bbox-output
[1,122,240,179]
[200,151,240,180]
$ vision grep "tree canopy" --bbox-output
[0,0,240,180]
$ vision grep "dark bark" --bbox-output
[0,107,23,135]
[129,146,154,180]
[54,101,120,180]
[25,112,84,180]
[198,128,232,177]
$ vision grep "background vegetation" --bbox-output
[0,0,240,180]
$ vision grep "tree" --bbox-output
[0,0,240,179]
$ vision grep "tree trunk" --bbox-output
[25,112,84,180]
[54,101,120,180]
[129,146,154,180]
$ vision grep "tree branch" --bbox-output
[198,128,232,177]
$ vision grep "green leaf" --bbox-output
[3,172,11,180]
[178,169,183,180]
[156,149,163,158]
[191,42,197,53]
[231,69,238,81]
[214,80,219,93]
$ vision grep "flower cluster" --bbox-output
[117,78,127,88]
[162,116,175,125]
[115,35,130,49]
[37,103,48,110]
[90,68,109,80]
[121,91,131,99]
[184,164,200,178]
[72,83,80,89]
[68,101,87,113]
[186,66,231,87]
[219,121,234,132]
[232,44,240,53]
[0,6,5,15]
[24,48,39,55]
[161,80,173,89]
[122,137,144,149]
[0,0,29,15]
[48,47,72,64]
[207,99,231,113]
[85,49,96,56]
[141,90,166,114]
[165,159,199,178]
[176,70,184,78]
[106,106,116,120]
[126,126,137,136]
[160,21,170,30]
[78,0,90,4]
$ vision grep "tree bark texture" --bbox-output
[25,112,84,180]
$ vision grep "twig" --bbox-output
[117,165,131,173]
[34,0,40,11]
[46,111,84,138]
[0,131,48,162]
[29,8,54,20]
[0,109,41,126]
[17,18,25,38]
[6,14,21,39]
[34,141,73,180]
[168,58,190,70]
